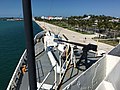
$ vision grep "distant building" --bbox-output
[94,20,98,25]
[54,16,63,20]
[41,16,45,19]
[109,19,119,22]
[83,16,91,20]
[41,16,63,20]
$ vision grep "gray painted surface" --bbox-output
[63,56,106,90]
[108,44,120,57]
[107,44,120,90]
[105,61,120,90]
[8,32,102,90]
[19,72,29,90]
[64,44,120,90]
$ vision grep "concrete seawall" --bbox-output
[35,20,114,53]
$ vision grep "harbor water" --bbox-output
[0,21,42,90]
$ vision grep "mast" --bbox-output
[22,0,37,90]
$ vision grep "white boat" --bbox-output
[7,29,120,90]
[6,0,120,90]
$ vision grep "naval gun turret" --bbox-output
[55,39,97,69]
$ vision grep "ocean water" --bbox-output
[0,21,42,90]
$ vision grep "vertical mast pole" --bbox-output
[55,61,57,90]
[22,0,37,90]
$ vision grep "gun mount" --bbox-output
[56,39,97,69]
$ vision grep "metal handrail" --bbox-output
[7,32,43,90]
[57,52,72,89]
[62,52,71,70]
[7,50,27,90]
[38,65,56,90]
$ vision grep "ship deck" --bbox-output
[18,40,101,90]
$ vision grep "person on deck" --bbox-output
[21,64,27,74]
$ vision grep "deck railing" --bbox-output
[6,50,27,90]
[7,32,43,90]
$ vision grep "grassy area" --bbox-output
[98,40,119,46]
[46,21,94,35]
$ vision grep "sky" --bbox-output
[0,0,120,17]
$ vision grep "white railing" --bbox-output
[7,50,27,90]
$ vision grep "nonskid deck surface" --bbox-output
[108,44,120,57]
[19,39,100,90]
